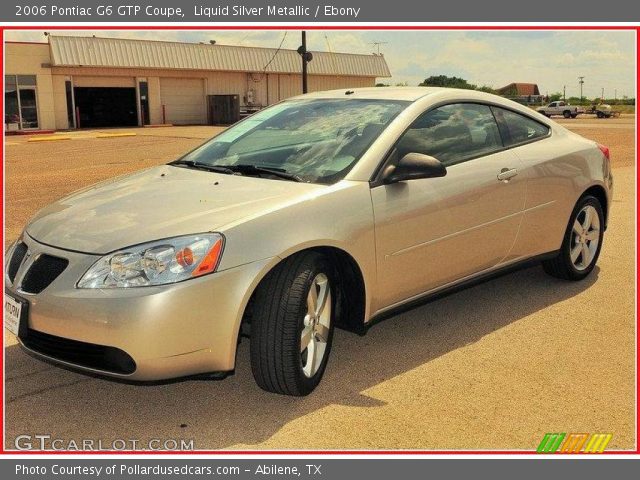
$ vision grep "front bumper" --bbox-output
[6,234,273,381]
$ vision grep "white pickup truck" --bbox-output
[536,101,584,119]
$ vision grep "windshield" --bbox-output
[177,98,409,184]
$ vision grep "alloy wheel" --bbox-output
[570,205,600,271]
[300,273,332,378]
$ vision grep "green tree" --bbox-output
[477,85,497,94]
[419,75,477,90]
[549,92,563,102]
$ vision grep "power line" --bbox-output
[324,33,332,52]
[324,33,340,79]
[237,31,254,45]
[261,32,288,74]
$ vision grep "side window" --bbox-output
[549,102,557,107]
[395,103,503,167]
[491,107,550,147]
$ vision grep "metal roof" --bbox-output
[48,36,391,78]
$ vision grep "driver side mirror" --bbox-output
[382,153,447,184]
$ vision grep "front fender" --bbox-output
[217,180,377,322]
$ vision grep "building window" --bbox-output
[4,74,39,130]
[5,76,19,129]
[17,75,37,86]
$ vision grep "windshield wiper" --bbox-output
[171,161,304,182]
[170,160,236,175]
[226,164,304,182]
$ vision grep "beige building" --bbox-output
[5,35,391,131]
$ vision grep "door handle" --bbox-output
[497,168,518,182]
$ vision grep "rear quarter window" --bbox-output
[491,107,550,147]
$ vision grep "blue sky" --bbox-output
[6,30,636,98]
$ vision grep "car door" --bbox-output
[370,103,527,310]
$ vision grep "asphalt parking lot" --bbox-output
[3,115,636,451]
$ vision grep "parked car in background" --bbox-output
[537,101,584,118]
[5,88,612,396]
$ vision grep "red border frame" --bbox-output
[0,24,638,456]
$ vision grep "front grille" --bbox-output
[7,241,28,283]
[20,254,68,294]
[22,329,136,375]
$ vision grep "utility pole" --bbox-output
[601,87,604,100]
[563,85,566,102]
[301,31,308,94]
[578,76,585,104]
[614,89,617,103]
[298,31,313,94]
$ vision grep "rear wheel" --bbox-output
[542,195,604,280]
[597,111,604,118]
[250,252,335,396]
[563,110,571,118]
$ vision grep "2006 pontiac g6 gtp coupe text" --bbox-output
[5,88,612,395]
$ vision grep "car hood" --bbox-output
[26,165,323,254]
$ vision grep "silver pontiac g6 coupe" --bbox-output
[5,88,612,395]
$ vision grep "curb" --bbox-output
[96,133,137,138]
[27,136,72,142]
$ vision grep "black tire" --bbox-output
[597,111,604,118]
[250,252,336,396]
[542,195,604,281]
[563,110,571,118]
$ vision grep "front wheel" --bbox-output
[250,252,335,396]
[542,195,604,280]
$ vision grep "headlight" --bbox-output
[77,233,224,288]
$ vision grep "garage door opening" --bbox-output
[74,87,138,128]
[160,78,206,125]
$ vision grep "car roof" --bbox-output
[289,87,559,128]
[288,87,537,108]
[289,87,445,102]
